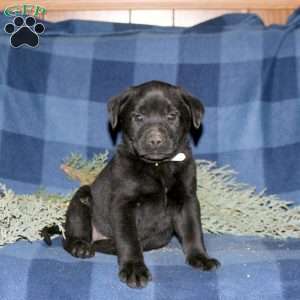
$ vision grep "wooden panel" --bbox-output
[131,9,173,26]
[250,9,293,25]
[45,10,130,23]
[1,0,300,11]
[174,9,246,26]
[1,1,298,25]
[44,9,293,26]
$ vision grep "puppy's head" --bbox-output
[108,81,204,162]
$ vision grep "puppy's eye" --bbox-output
[133,113,144,122]
[167,112,178,121]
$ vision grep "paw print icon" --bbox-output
[4,16,45,48]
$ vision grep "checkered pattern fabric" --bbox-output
[0,235,299,300]
[1,10,300,300]
[0,12,300,203]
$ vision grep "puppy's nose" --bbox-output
[148,131,163,146]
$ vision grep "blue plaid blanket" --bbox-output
[0,235,299,300]
[1,10,300,300]
[0,10,300,203]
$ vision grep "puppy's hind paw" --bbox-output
[65,239,95,259]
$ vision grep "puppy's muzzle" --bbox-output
[135,126,175,161]
[147,129,164,148]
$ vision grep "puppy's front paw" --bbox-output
[186,253,220,271]
[66,240,95,259]
[119,261,152,288]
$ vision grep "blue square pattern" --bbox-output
[0,100,4,156]
[93,35,137,62]
[87,101,117,149]
[219,60,262,106]
[0,43,10,84]
[6,48,51,94]
[279,190,300,203]
[0,131,44,184]
[0,255,29,300]
[295,29,300,57]
[0,87,6,140]
[41,140,87,192]
[261,98,300,148]
[45,96,88,145]
[217,101,264,152]
[262,56,299,102]
[179,34,222,64]
[52,36,96,59]
[177,63,220,107]
[220,30,263,63]
[3,88,46,139]
[25,256,94,300]
[263,29,297,58]
[0,178,42,195]
[133,33,180,85]
[264,143,300,194]
[47,54,93,100]
[218,148,266,192]
[134,33,180,64]
[89,60,135,103]
[134,63,178,86]
[279,259,300,300]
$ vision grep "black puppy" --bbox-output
[63,81,220,288]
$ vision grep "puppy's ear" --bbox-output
[107,88,134,129]
[177,87,204,129]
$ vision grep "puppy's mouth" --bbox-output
[139,152,173,162]
[130,140,180,163]
[131,144,174,162]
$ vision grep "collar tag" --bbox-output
[171,153,186,162]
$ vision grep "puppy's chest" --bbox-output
[136,166,182,215]
[138,164,178,203]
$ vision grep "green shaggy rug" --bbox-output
[0,152,300,246]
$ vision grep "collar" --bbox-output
[154,152,186,167]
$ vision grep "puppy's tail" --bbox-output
[40,224,62,246]
[40,185,92,246]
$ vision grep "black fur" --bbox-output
[55,81,219,288]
